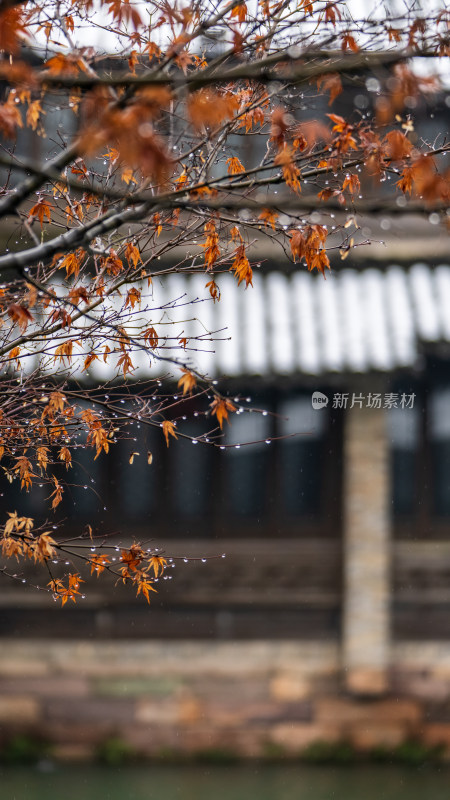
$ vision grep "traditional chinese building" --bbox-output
[2,256,450,759]
[1,54,450,759]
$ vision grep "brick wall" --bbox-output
[2,640,450,760]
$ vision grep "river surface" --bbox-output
[2,764,450,800]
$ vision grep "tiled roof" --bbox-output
[46,263,450,381]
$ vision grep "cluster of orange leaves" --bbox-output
[290,225,330,275]
[77,86,174,185]
[1,512,57,564]
[48,573,84,606]
[116,544,167,603]
[1,511,168,605]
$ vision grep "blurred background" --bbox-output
[1,52,450,775]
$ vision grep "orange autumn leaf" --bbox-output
[0,100,22,138]
[26,99,44,131]
[188,89,237,130]
[135,574,158,603]
[128,49,138,74]
[104,249,123,276]
[124,242,142,268]
[34,533,57,562]
[205,279,220,302]
[178,369,197,396]
[89,553,111,576]
[69,286,89,305]
[28,199,53,229]
[210,397,236,429]
[231,244,253,288]
[148,555,167,577]
[383,130,413,161]
[202,220,220,270]
[13,456,34,491]
[119,544,145,579]
[144,326,159,349]
[49,573,84,606]
[226,156,245,175]
[1,536,23,561]
[49,476,63,510]
[54,340,73,364]
[259,208,278,230]
[162,419,178,447]
[230,2,247,22]
[124,287,141,309]
[316,73,343,105]
[274,146,302,193]
[58,249,85,279]
[342,173,360,195]
[324,2,342,24]
[7,304,33,332]
[0,8,27,54]
[341,31,359,52]
[58,446,72,469]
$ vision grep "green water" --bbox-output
[1,765,450,800]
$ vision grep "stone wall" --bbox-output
[2,640,450,761]
[343,401,390,695]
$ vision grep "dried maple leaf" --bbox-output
[13,456,34,491]
[135,574,157,603]
[162,419,178,447]
[103,249,123,276]
[124,242,142,268]
[148,555,167,577]
[342,173,360,195]
[341,31,359,52]
[26,99,44,131]
[69,286,89,305]
[117,352,135,376]
[226,156,245,175]
[119,545,145,580]
[7,304,33,332]
[52,573,84,606]
[36,446,50,472]
[324,2,342,24]
[84,353,98,371]
[383,130,413,161]
[0,8,27,53]
[259,209,278,230]
[81,408,110,458]
[237,106,265,133]
[270,107,289,148]
[49,476,63,511]
[210,397,236,429]
[28,199,53,229]
[35,533,57,562]
[58,446,72,469]
[124,287,141,309]
[274,146,301,193]
[188,89,237,130]
[144,326,158,349]
[1,536,22,561]
[89,553,111,576]
[231,245,253,288]
[230,2,247,22]
[316,73,343,105]
[58,249,85,279]
[0,100,22,138]
[202,220,220,270]
[178,369,197,396]
[54,340,73,364]
[205,279,220,302]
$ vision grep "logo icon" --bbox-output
[312,391,329,410]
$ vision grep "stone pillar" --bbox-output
[342,401,391,695]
